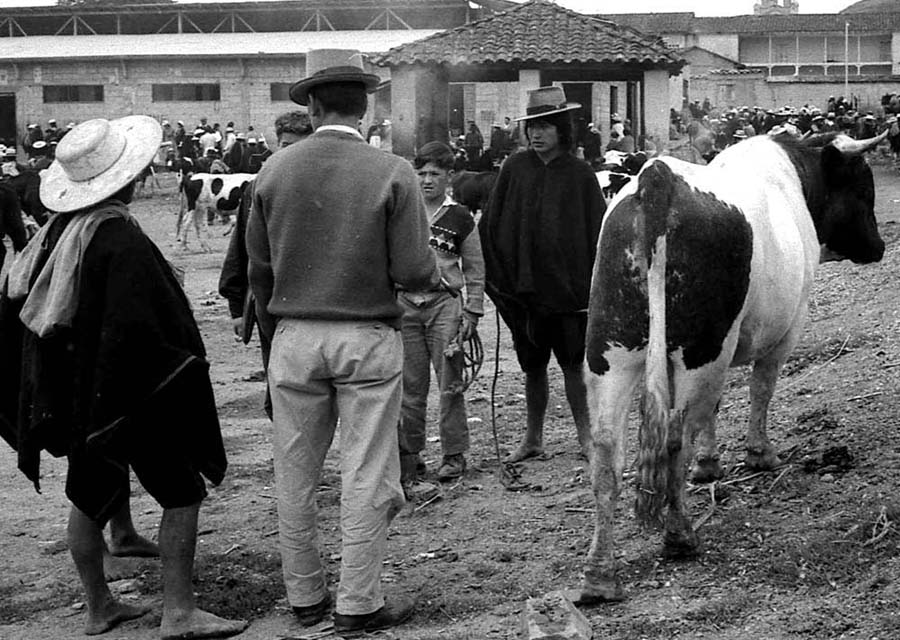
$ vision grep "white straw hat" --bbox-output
[40,115,161,213]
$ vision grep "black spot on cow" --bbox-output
[664,182,753,370]
[211,177,224,196]
[586,193,649,376]
[587,161,753,374]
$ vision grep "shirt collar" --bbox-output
[315,125,365,140]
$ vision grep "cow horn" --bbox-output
[831,129,889,156]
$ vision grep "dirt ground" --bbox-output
[2,161,900,640]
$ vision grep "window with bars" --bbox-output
[151,84,220,102]
[43,85,104,103]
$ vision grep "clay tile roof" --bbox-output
[375,0,683,69]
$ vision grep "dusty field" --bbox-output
[2,164,900,640]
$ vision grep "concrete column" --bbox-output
[390,63,449,158]
[516,68,541,146]
[643,69,670,153]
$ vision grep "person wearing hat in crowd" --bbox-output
[246,48,440,636]
[0,116,248,640]
[28,140,52,170]
[2,145,25,178]
[198,126,218,157]
[221,123,236,156]
[479,86,605,465]
[463,120,484,170]
[161,119,175,145]
[219,111,313,399]
[224,131,248,173]
[23,123,43,158]
[173,120,187,157]
[0,156,28,270]
[582,122,603,168]
[488,122,506,163]
[45,118,60,143]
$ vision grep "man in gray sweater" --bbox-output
[246,49,439,637]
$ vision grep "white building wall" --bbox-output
[0,56,321,149]
[643,69,670,151]
[697,34,740,61]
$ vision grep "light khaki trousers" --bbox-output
[268,318,405,616]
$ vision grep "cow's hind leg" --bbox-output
[744,354,785,471]
[581,350,643,604]
[662,365,721,556]
[687,345,738,483]
[662,409,700,559]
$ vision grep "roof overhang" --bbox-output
[0,29,442,62]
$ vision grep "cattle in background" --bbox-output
[0,183,28,268]
[3,170,47,227]
[580,130,886,604]
[451,170,496,216]
[178,173,255,252]
[594,151,650,202]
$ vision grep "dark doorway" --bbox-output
[448,83,465,140]
[0,94,16,148]
[562,82,592,148]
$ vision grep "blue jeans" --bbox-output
[398,291,469,458]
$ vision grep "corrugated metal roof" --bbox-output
[0,29,441,61]
[376,0,682,69]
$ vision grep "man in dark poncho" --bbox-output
[0,116,247,640]
[479,87,606,463]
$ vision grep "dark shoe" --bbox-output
[333,597,414,637]
[402,480,441,504]
[437,453,466,481]
[292,591,332,627]
[400,452,426,484]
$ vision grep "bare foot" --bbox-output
[84,600,151,635]
[504,443,545,463]
[160,608,248,640]
[108,533,160,558]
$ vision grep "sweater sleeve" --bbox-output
[246,181,276,342]
[461,222,485,316]
[218,188,252,319]
[386,162,440,292]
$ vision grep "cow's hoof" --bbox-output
[690,456,724,483]
[662,528,701,560]
[579,574,625,604]
[745,447,781,471]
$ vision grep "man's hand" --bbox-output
[232,316,244,339]
[459,310,480,341]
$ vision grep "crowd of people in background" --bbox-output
[670,94,897,164]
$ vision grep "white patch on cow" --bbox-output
[178,172,256,252]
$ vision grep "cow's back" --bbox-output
[590,151,817,374]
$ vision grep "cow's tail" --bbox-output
[635,161,675,526]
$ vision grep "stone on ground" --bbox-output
[521,589,592,640]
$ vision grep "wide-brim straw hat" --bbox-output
[40,115,161,213]
[515,87,581,122]
[290,49,380,106]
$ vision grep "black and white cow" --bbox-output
[579,130,886,603]
[595,150,650,202]
[177,173,255,251]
